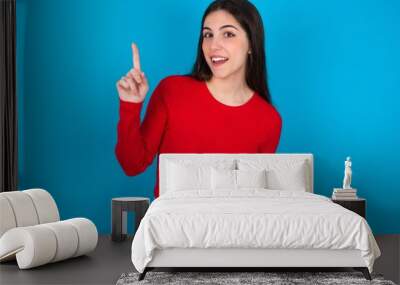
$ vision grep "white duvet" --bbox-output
[131,189,381,273]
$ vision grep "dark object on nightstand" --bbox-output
[332,198,366,219]
[111,197,150,242]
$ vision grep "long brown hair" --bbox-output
[188,0,272,104]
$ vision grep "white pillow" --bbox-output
[211,168,236,190]
[237,169,267,188]
[211,168,268,190]
[237,159,308,191]
[166,159,236,192]
[266,167,307,191]
[166,162,210,191]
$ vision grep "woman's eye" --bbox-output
[202,32,235,38]
[224,32,235,38]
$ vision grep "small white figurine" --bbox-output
[342,156,352,189]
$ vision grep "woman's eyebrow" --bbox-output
[202,25,239,31]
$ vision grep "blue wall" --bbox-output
[16,0,400,234]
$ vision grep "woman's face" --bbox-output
[202,10,251,80]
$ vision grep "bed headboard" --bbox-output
[159,153,314,195]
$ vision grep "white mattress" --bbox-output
[131,189,381,273]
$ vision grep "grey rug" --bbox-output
[116,271,396,285]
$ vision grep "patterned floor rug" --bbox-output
[116,271,396,285]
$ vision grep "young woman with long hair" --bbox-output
[115,0,282,198]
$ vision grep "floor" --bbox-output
[374,234,400,284]
[0,236,134,285]
[0,235,399,285]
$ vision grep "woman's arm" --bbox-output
[115,80,168,175]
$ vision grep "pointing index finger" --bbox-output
[131,43,141,71]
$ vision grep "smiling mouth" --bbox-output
[211,56,229,67]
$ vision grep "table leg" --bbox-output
[122,210,127,238]
[134,202,149,235]
[112,203,125,241]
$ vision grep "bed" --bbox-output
[131,153,381,281]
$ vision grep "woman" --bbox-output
[115,0,282,198]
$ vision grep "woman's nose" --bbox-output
[210,37,223,50]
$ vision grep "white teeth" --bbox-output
[211,57,228,63]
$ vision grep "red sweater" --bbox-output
[115,75,282,198]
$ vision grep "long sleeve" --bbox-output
[115,79,168,176]
[259,111,282,153]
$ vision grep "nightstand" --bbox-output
[111,197,150,242]
[331,198,366,219]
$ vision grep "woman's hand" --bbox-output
[116,43,149,103]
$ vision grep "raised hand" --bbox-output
[116,43,149,103]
